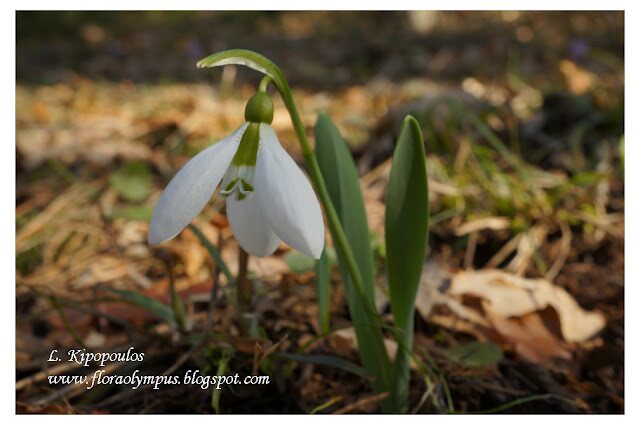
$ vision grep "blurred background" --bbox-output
[16,11,623,414]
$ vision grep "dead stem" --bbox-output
[236,247,251,313]
[160,249,187,333]
[205,232,223,333]
[332,392,390,414]
[236,247,259,336]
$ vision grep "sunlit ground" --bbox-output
[16,11,623,413]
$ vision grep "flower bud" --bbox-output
[244,92,274,124]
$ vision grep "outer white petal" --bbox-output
[255,124,325,259]
[149,124,248,244]
[227,195,281,257]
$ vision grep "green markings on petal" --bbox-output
[223,178,239,193]
[221,123,260,201]
[221,166,256,200]
[232,123,260,167]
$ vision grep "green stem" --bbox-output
[236,247,258,336]
[269,75,394,404]
[211,347,234,414]
[258,75,273,93]
[168,261,187,332]
[272,79,369,313]
[390,318,414,412]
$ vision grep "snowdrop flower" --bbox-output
[149,92,324,259]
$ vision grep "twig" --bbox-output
[16,361,81,392]
[463,393,582,414]
[161,250,187,332]
[545,220,572,281]
[332,392,390,414]
[464,232,478,270]
[205,232,223,332]
[574,211,623,239]
[411,376,437,414]
[236,247,251,314]
[485,233,522,269]
[309,396,344,414]
[252,334,288,375]
[31,361,126,406]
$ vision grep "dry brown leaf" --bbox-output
[428,313,487,340]
[363,190,385,236]
[71,256,131,289]
[487,309,572,363]
[449,269,606,342]
[249,256,289,281]
[167,240,207,280]
[411,261,606,363]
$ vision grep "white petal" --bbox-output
[255,124,325,259]
[149,124,248,244]
[227,194,281,257]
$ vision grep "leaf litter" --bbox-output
[16,11,623,413]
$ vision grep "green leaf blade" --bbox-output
[106,287,176,325]
[314,114,391,400]
[385,115,429,412]
[386,115,429,331]
[278,352,371,379]
[315,114,377,301]
[188,224,234,285]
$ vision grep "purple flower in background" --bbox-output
[186,38,205,63]
[569,38,590,61]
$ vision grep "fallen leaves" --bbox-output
[415,261,606,363]
[450,269,605,342]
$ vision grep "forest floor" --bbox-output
[16,11,624,413]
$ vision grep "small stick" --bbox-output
[16,361,81,392]
[463,232,478,270]
[545,220,572,281]
[332,392,390,414]
[205,233,223,332]
[160,250,187,333]
[236,247,251,313]
[31,361,126,406]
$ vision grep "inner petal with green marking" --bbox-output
[221,165,256,201]
[221,123,260,201]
